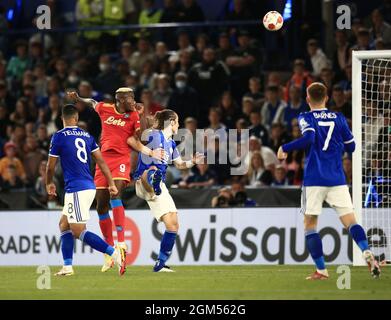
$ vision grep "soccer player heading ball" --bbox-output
[66,88,165,272]
[133,109,205,272]
[278,82,381,280]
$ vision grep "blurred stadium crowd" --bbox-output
[0,0,390,208]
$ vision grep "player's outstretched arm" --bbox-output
[92,150,118,197]
[127,135,166,160]
[66,90,98,109]
[46,156,58,196]
[173,152,205,170]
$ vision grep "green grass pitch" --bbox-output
[0,266,390,300]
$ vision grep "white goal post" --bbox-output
[352,50,391,266]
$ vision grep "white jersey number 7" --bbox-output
[318,121,335,151]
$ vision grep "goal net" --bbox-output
[352,50,391,266]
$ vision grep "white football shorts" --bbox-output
[135,180,177,221]
[62,189,96,224]
[301,185,354,216]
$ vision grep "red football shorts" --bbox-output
[95,152,131,189]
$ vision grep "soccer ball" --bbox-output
[263,11,284,31]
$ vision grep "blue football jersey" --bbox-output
[298,109,354,186]
[134,129,180,181]
[49,126,99,193]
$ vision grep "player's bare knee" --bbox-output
[304,215,318,231]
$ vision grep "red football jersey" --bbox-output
[95,102,141,154]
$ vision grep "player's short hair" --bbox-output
[62,104,78,120]
[307,82,328,104]
[153,109,178,130]
[115,87,135,100]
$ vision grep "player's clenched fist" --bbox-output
[108,184,119,197]
[277,146,287,160]
[66,90,79,102]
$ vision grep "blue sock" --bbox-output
[349,224,369,251]
[147,169,156,186]
[158,231,177,264]
[60,230,74,266]
[305,230,326,270]
[79,230,112,255]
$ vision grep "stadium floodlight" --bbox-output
[352,50,391,266]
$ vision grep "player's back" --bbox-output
[134,129,179,181]
[298,108,354,187]
[49,126,99,193]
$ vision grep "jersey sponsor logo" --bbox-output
[313,112,337,119]
[104,116,126,127]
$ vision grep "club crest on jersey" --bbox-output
[104,116,126,127]
[124,113,130,118]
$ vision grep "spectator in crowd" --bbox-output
[36,124,51,152]
[170,49,193,77]
[0,142,27,185]
[154,42,170,72]
[120,41,134,66]
[261,85,287,130]
[177,0,205,22]
[219,91,241,129]
[139,0,162,25]
[216,32,235,62]
[0,164,24,191]
[140,88,163,117]
[333,31,351,80]
[193,34,210,63]
[271,165,290,186]
[74,100,102,141]
[329,84,352,120]
[244,76,263,108]
[78,80,103,104]
[248,110,269,146]
[139,59,158,90]
[318,67,336,97]
[269,123,288,154]
[10,98,34,126]
[226,30,257,101]
[168,72,199,125]
[246,151,273,186]
[370,9,391,46]
[153,73,172,107]
[183,163,217,188]
[338,63,352,101]
[188,47,230,127]
[284,59,313,101]
[211,186,235,208]
[283,85,308,131]
[283,150,304,186]
[225,0,252,21]
[29,160,58,208]
[206,107,227,134]
[53,57,69,90]
[161,0,180,23]
[93,54,121,94]
[306,39,331,77]
[34,64,49,99]
[352,28,372,51]
[44,94,63,136]
[241,96,255,122]
[245,135,278,171]
[129,38,155,74]
[230,181,257,207]
[6,40,30,84]
[28,40,44,70]
[23,136,46,185]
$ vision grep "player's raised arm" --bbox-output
[66,90,98,109]
[91,149,118,197]
[46,156,58,196]
[127,135,166,160]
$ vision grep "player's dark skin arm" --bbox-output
[46,156,58,196]
[92,150,118,197]
[66,91,98,109]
